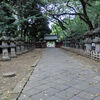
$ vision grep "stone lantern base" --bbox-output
[16,46,21,55]
[2,48,10,61]
[21,45,24,53]
[85,43,92,53]
[10,47,17,58]
[95,44,100,53]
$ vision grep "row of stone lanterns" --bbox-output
[63,27,100,60]
[84,28,100,53]
[63,27,100,52]
[0,36,34,61]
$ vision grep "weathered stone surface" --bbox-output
[94,76,100,81]
[10,47,17,58]
[2,48,10,61]
[18,48,100,100]
[94,96,100,100]
[3,72,16,77]
[31,63,37,67]
[0,90,3,95]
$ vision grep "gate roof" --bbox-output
[44,35,58,41]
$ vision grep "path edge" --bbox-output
[10,56,41,100]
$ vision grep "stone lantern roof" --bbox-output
[15,37,22,41]
[84,30,93,36]
[10,37,15,41]
[84,37,92,44]
[0,36,10,41]
[93,37,100,43]
[93,28,100,35]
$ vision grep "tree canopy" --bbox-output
[0,0,100,41]
[44,0,100,40]
[0,0,51,42]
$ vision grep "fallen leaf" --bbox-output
[95,94,100,97]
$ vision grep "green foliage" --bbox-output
[0,0,51,42]
[51,16,88,40]
[87,1,100,28]
[50,0,100,40]
[0,0,99,42]
[0,2,15,36]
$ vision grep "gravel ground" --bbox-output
[0,48,43,100]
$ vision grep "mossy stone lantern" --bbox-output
[10,37,17,58]
[15,37,22,55]
[20,38,25,53]
[84,31,93,52]
[92,28,100,53]
[79,36,84,49]
[0,36,10,61]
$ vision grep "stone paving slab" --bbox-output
[18,48,100,100]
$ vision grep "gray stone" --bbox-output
[2,41,10,61]
[31,63,37,67]
[47,96,62,100]
[94,76,100,81]
[30,93,48,100]
[16,45,21,55]
[85,87,100,94]
[10,48,17,58]
[18,48,99,100]
[70,96,87,100]
[0,90,3,95]
[3,72,16,77]
[10,42,17,58]
[94,96,100,100]
[77,91,95,100]
[72,82,90,90]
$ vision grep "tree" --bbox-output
[44,0,99,30]
[0,0,51,42]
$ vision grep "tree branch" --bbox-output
[49,12,83,17]
[52,15,66,30]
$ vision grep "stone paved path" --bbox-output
[18,48,100,100]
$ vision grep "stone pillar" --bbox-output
[21,41,24,53]
[16,41,21,55]
[64,40,67,47]
[10,41,17,58]
[95,44,100,53]
[85,43,92,52]
[92,36,100,53]
[75,43,79,49]
[24,43,28,52]
[2,41,10,61]
[31,43,34,48]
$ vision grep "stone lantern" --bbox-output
[15,37,22,55]
[24,42,28,53]
[84,31,93,52]
[10,37,17,58]
[68,38,71,47]
[75,37,80,49]
[65,38,70,47]
[92,28,100,53]
[20,39,25,53]
[0,36,10,61]
[63,37,67,47]
[79,36,83,49]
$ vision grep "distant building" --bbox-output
[44,35,58,41]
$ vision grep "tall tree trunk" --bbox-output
[80,0,94,30]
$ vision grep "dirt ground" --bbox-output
[0,48,43,100]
